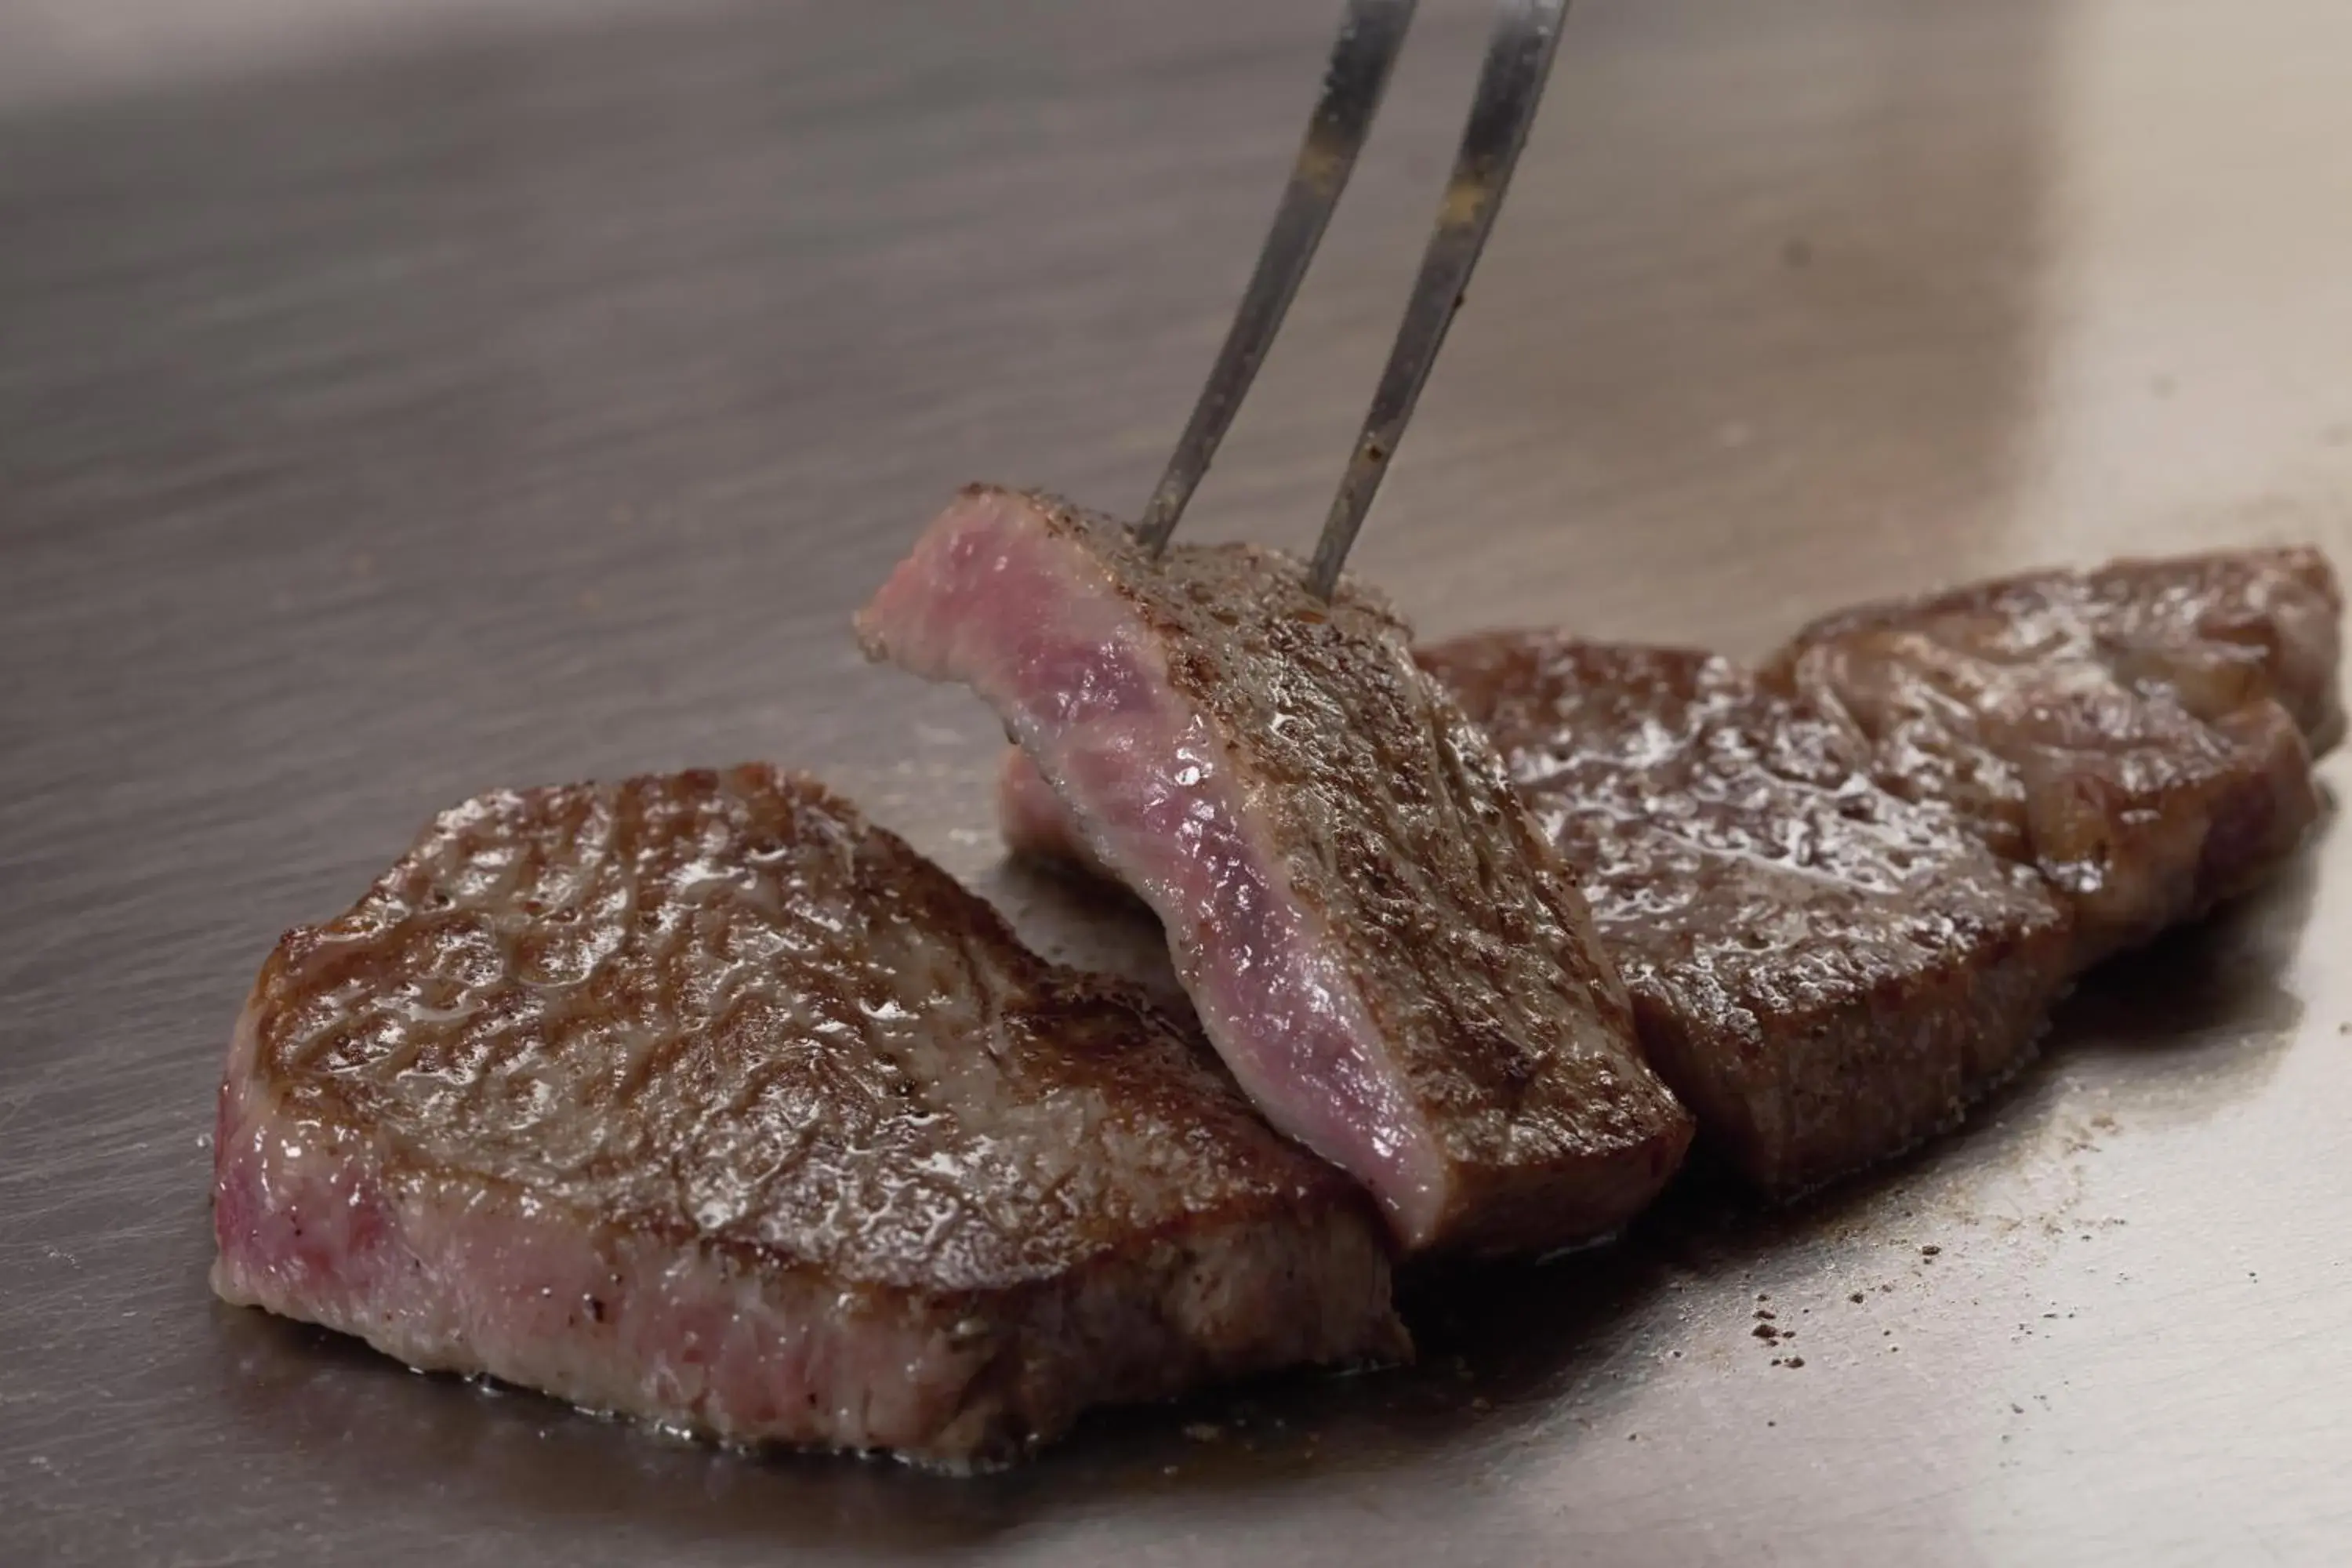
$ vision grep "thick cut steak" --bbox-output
[998,641,2074,1193]
[1417,637,2075,1193]
[999,544,2339,1192]
[858,486,1692,1256]
[212,766,1405,1468]
[1773,548,2339,962]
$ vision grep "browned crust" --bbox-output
[1768,551,2335,964]
[213,765,1407,1462]
[1421,634,2076,1195]
[979,494,1692,1254]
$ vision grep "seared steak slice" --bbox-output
[858,486,1691,1257]
[1773,549,2338,961]
[999,639,2074,1192]
[1789,547,2343,753]
[1419,637,2074,1193]
[212,766,1405,1468]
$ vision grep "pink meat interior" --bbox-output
[859,488,1445,1245]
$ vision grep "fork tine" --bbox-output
[1304,0,1571,598]
[1135,0,1419,554]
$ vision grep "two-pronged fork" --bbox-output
[1133,0,1571,597]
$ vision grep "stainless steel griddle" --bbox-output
[5,2,2348,1563]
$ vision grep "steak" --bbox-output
[211,765,1406,1468]
[998,742,1116,884]
[1773,547,2339,962]
[857,485,1693,1257]
[1417,637,2075,1193]
[998,543,2340,1192]
[1788,547,2343,753]
[998,640,2075,1193]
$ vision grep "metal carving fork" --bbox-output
[1133,0,1571,597]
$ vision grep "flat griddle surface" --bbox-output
[5,2,2349,1563]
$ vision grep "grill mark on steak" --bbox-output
[1772,548,2338,963]
[212,765,1406,1468]
[858,485,1692,1256]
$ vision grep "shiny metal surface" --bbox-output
[4,2,2350,1564]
